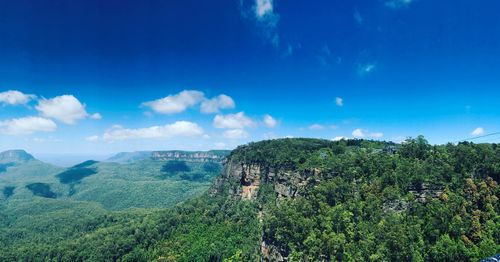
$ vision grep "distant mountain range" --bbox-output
[0,148,227,209]
[106,150,230,163]
[0,149,35,163]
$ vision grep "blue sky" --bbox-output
[1,0,500,157]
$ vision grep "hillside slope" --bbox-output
[0,138,498,261]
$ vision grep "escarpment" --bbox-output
[211,157,329,201]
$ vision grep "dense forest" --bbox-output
[0,137,499,261]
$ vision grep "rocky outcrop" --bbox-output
[151,150,229,163]
[409,183,444,203]
[210,157,326,202]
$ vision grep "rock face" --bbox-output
[211,157,326,202]
[151,150,229,163]
[409,183,444,203]
[211,154,446,261]
[210,157,328,261]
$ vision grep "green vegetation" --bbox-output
[0,163,15,173]
[161,160,191,175]
[2,186,15,198]
[203,162,222,173]
[25,183,57,198]
[0,138,498,261]
[57,161,98,184]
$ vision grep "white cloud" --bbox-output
[352,128,384,139]
[309,124,325,131]
[144,90,235,115]
[255,0,273,18]
[200,94,235,114]
[222,129,249,139]
[263,114,278,128]
[240,0,280,47]
[357,63,376,76]
[332,136,348,141]
[471,127,485,136]
[352,128,366,138]
[90,113,102,120]
[102,121,204,142]
[335,97,343,107]
[36,95,89,124]
[385,0,413,9]
[143,90,205,115]
[0,117,57,135]
[0,90,36,105]
[213,112,256,129]
[85,135,100,142]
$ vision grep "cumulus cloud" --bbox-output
[102,121,204,142]
[385,0,413,9]
[0,90,36,105]
[0,117,57,135]
[309,124,325,131]
[223,129,249,139]
[144,90,235,115]
[471,127,485,136]
[352,128,384,139]
[200,94,235,113]
[335,97,343,107]
[213,112,256,129]
[263,114,277,128]
[35,95,91,124]
[352,128,366,138]
[142,90,204,115]
[332,136,348,141]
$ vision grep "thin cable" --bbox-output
[457,131,500,143]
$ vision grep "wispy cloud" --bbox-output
[0,116,57,135]
[240,0,280,47]
[222,129,249,139]
[385,0,414,9]
[101,121,204,142]
[317,45,341,67]
[357,62,377,76]
[263,114,278,128]
[335,97,343,107]
[471,127,485,136]
[309,124,325,131]
[352,128,384,139]
[353,10,363,25]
